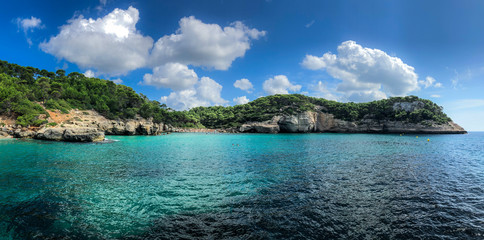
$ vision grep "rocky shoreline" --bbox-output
[238,111,467,134]
[0,109,466,142]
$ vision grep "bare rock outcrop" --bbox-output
[0,130,12,139]
[35,127,105,142]
[239,111,466,134]
[47,110,166,136]
[240,116,281,133]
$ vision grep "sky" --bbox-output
[1,0,484,131]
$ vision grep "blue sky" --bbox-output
[1,0,484,130]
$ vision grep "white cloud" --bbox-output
[302,40,420,102]
[233,96,250,105]
[430,94,441,98]
[84,70,95,78]
[347,90,387,102]
[40,6,153,76]
[305,20,315,28]
[111,78,123,84]
[96,0,108,11]
[16,16,43,32]
[150,16,266,70]
[142,63,198,91]
[233,78,253,92]
[419,76,442,88]
[263,75,301,95]
[161,89,201,110]
[197,77,227,105]
[313,81,339,101]
[15,16,44,46]
[161,77,228,110]
[451,68,473,89]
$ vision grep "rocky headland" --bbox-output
[238,100,466,134]
[238,110,466,134]
[0,99,466,143]
[0,60,468,142]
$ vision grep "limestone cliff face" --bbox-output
[34,127,105,142]
[47,109,168,136]
[0,109,171,142]
[240,111,467,134]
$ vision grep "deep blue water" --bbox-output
[0,133,483,239]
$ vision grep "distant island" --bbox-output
[0,60,466,142]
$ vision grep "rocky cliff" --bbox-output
[0,109,175,142]
[0,103,467,142]
[239,111,466,134]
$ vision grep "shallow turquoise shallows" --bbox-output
[1,133,483,239]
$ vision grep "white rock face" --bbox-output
[239,110,466,134]
[239,117,281,133]
[279,112,316,132]
[392,101,425,112]
[34,127,105,142]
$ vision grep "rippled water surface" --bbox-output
[1,133,483,239]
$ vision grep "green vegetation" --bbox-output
[187,94,451,128]
[0,60,451,129]
[0,60,196,127]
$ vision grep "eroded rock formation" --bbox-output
[240,111,466,134]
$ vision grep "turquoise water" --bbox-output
[0,133,483,239]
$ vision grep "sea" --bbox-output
[0,132,483,239]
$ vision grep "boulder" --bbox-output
[239,122,280,133]
[35,127,104,142]
[13,130,36,138]
[278,112,316,132]
[0,131,12,139]
[125,122,136,135]
[63,128,105,142]
[35,128,64,141]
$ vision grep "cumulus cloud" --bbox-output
[197,77,227,105]
[150,16,266,70]
[313,81,339,101]
[419,76,442,88]
[40,6,153,76]
[302,40,420,102]
[233,96,250,105]
[233,78,254,92]
[347,90,387,102]
[161,77,228,110]
[263,75,301,95]
[84,70,96,78]
[142,63,198,91]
